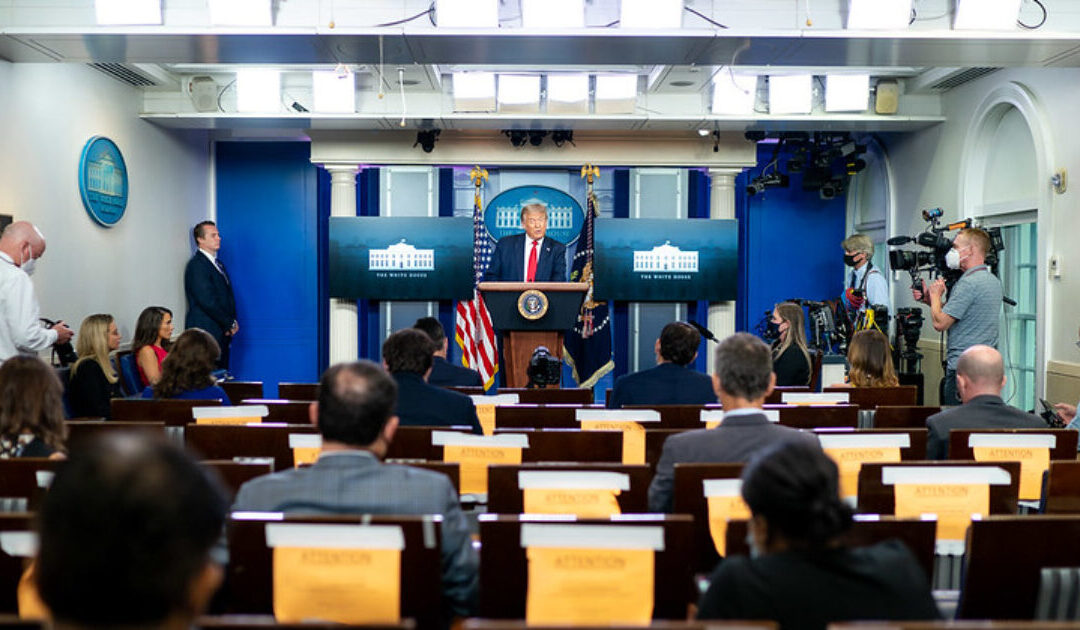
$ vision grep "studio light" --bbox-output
[522,0,585,28]
[954,0,1021,30]
[498,74,541,113]
[712,71,758,115]
[825,74,870,112]
[620,0,683,29]
[551,130,575,147]
[505,130,528,148]
[595,74,638,115]
[208,0,272,26]
[846,0,912,29]
[312,70,355,114]
[546,74,589,115]
[436,0,499,27]
[414,129,441,153]
[528,130,548,147]
[453,72,496,112]
[697,129,711,137]
[236,69,281,113]
[95,0,161,25]
[768,74,813,115]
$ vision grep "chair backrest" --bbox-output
[240,399,311,423]
[202,460,273,500]
[117,352,143,397]
[225,513,443,628]
[1035,567,1080,620]
[1045,461,1080,514]
[185,424,319,472]
[645,429,691,474]
[221,381,264,403]
[110,398,222,425]
[823,385,918,410]
[811,428,929,460]
[197,617,415,630]
[959,516,1080,619]
[461,622,759,630]
[764,386,810,404]
[873,405,941,429]
[0,458,58,512]
[452,388,594,405]
[386,426,475,460]
[671,462,745,573]
[0,514,36,614]
[490,429,623,463]
[809,349,824,392]
[486,463,651,514]
[65,420,166,451]
[624,405,721,429]
[856,461,1021,515]
[277,383,318,401]
[476,514,694,620]
[762,404,859,429]
[495,405,584,430]
[947,429,1078,461]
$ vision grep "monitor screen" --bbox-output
[329,217,474,300]
[593,218,738,301]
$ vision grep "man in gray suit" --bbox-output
[926,345,1045,459]
[648,332,817,513]
[232,360,477,619]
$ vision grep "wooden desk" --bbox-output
[1045,461,1080,514]
[0,458,58,512]
[110,398,222,425]
[65,420,166,452]
[671,462,744,573]
[811,428,929,460]
[495,405,584,430]
[487,463,651,513]
[823,385,918,410]
[185,424,319,472]
[276,383,317,401]
[856,461,1021,515]
[764,386,811,404]
[645,429,692,474]
[220,381,264,404]
[240,399,311,423]
[197,616,415,630]
[488,429,623,463]
[452,388,594,405]
[946,429,1078,461]
[872,406,941,429]
[763,405,859,429]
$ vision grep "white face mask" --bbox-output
[19,247,36,276]
[945,248,961,270]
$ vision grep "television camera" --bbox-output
[887,208,1004,292]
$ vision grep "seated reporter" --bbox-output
[608,321,717,408]
[413,316,483,388]
[766,302,813,387]
[68,314,123,419]
[141,328,231,403]
[838,329,898,388]
[0,355,67,458]
[132,306,174,386]
[697,440,940,629]
[382,329,482,434]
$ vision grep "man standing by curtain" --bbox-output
[184,221,237,370]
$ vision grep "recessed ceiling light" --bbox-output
[669,80,695,87]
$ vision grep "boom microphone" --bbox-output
[688,320,718,343]
[886,236,915,246]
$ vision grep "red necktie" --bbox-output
[526,240,539,282]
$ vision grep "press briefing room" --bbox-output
[3,0,1080,628]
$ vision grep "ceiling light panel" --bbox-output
[498,75,541,113]
[712,72,757,115]
[595,74,638,115]
[521,0,585,28]
[208,0,273,26]
[621,0,683,28]
[547,74,589,115]
[846,0,912,30]
[436,0,499,28]
[954,0,1022,30]
[768,74,813,115]
[825,74,870,112]
[453,72,496,112]
[236,69,281,113]
[95,0,162,25]
[313,71,356,114]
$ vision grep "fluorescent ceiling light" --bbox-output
[712,72,757,115]
[825,74,870,112]
[547,74,589,114]
[498,75,541,113]
[312,71,355,114]
[453,72,496,112]
[95,0,162,25]
[595,74,638,115]
[436,0,499,28]
[768,74,813,115]
[208,0,272,26]
[621,0,683,28]
[236,69,280,113]
[954,0,1021,29]
[846,0,912,30]
[521,0,585,28]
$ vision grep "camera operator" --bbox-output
[843,233,890,318]
[911,227,1001,406]
[0,221,73,364]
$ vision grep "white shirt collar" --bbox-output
[198,248,217,262]
[723,407,765,418]
[0,252,13,266]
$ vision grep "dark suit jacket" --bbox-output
[429,356,483,388]
[232,450,477,618]
[483,233,566,282]
[926,394,1046,459]
[648,412,819,512]
[608,362,717,409]
[393,372,483,434]
[184,252,236,347]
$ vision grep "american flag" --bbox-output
[454,168,499,389]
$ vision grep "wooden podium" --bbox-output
[478,282,587,388]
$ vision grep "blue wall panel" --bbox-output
[214,142,319,396]
[736,143,848,332]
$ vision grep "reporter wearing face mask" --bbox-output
[764,302,813,387]
[842,234,890,319]
[911,227,1002,406]
[0,221,74,363]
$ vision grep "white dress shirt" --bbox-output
[0,252,57,363]
[521,236,544,281]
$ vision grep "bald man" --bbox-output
[0,221,72,362]
[925,345,1044,459]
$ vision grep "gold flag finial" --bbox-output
[580,163,600,184]
[470,165,489,186]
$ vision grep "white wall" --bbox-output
[0,61,210,342]
[883,67,1080,400]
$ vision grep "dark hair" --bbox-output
[413,316,446,345]
[132,306,174,357]
[317,361,398,446]
[382,329,435,375]
[36,433,228,626]
[847,329,898,387]
[192,220,216,244]
[0,355,67,452]
[658,322,701,366]
[741,439,853,548]
[153,329,219,399]
[713,332,773,400]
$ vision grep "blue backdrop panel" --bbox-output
[214,142,320,396]
[736,143,848,332]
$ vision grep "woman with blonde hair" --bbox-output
[68,313,123,418]
[765,302,813,387]
[0,355,68,458]
[131,306,173,386]
[846,329,899,387]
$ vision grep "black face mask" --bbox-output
[843,253,859,267]
[763,320,781,342]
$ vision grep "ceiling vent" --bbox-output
[88,63,162,87]
[929,67,998,90]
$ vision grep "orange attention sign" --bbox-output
[825,446,902,500]
[523,488,622,518]
[971,446,1050,501]
[893,483,989,541]
[442,445,523,495]
[580,420,646,465]
[525,547,654,625]
[475,404,496,436]
[706,495,751,557]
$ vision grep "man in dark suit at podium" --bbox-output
[383,329,483,434]
[483,202,567,283]
[609,322,718,408]
[184,220,237,369]
[413,317,483,387]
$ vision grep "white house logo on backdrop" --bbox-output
[78,136,128,227]
[483,185,585,245]
[633,241,699,273]
[368,239,435,270]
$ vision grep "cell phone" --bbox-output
[1039,398,1066,428]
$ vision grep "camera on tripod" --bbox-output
[892,307,924,375]
[526,346,562,388]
